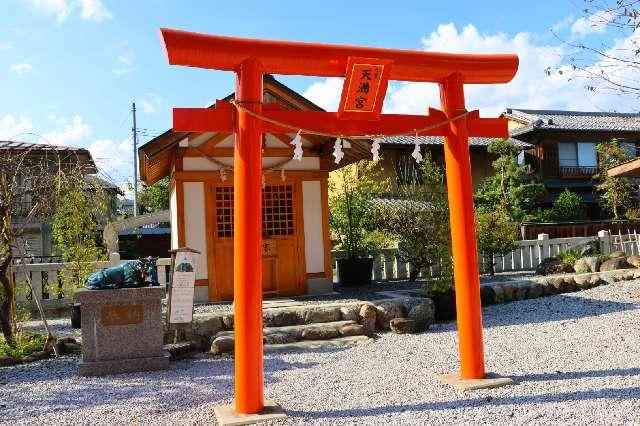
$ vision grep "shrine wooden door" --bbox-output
[209,180,306,301]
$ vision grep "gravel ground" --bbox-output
[2,279,639,425]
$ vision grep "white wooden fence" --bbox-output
[14,229,640,310]
[332,230,640,280]
[13,253,171,311]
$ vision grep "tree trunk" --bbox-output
[0,254,15,343]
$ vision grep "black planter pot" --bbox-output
[430,290,457,322]
[70,303,81,329]
[337,258,373,287]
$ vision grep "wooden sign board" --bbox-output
[337,57,392,121]
[167,248,200,324]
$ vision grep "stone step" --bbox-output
[264,335,373,352]
[210,320,367,354]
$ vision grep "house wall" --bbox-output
[376,146,496,192]
[302,180,324,274]
[169,183,178,250]
[183,182,208,280]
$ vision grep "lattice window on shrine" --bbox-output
[214,185,294,238]
[215,186,234,237]
[262,185,294,237]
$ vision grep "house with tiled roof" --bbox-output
[374,135,531,192]
[1,140,120,260]
[502,109,640,218]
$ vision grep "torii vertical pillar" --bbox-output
[440,74,485,379]
[233,58,265,414]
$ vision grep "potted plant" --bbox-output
[424,262,456,321]
[329,160,387,286]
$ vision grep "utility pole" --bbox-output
[132,101,138,217]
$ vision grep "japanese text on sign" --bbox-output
[338,57,392,120]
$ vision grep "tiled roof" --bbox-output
[0,140,90,153]
[504,108,640,136]
[379,136,531,149]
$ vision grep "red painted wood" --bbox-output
[160,28,518,84]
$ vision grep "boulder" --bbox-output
[574,257,601,274]
[574,274,591,289]
[22,350,50,363]
[551,277,575,293]
[627,255,640,268]
[622,270,635,281]
[339,306,359,322]
[263,309,301,327]
[492,285,505,303]
[375,300,405,331]
[301,327,339,340]
[0,355,19,367]
[389,318,419,334]
[501,283,515,301]
[600,257,631,272]
[407,300,435,330]
[528,283,543,299]
[54,336,78,355]
[302,306,341,324]
[263,332,297,345]
[221,314,234,329]
[610,251,626,258]
[540,280,555,296]
[589,275,605,287]
[359,304,377,335]
[338,324,365,337]
[210,336,235,355]
[480,286,496,305]
[514,285,529,300]
[189,314,224,350]
[535,257,574,276]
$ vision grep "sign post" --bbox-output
[167,247,200,339]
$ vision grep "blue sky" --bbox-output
[0,1,634,188]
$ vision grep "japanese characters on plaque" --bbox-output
[338,57,392,121]
[168,250,199,324]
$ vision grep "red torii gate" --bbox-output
[160,28,518,416]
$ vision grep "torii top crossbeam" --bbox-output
[159,27,519,417]
[161,28,518,84]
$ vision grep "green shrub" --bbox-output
[0,331,46,359]
[556,249,582,266]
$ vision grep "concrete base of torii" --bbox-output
[213,400,287,426]
[438,373,514,391]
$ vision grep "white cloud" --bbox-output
[138,94,163,114]
[42,115,90,145]
[10,62,34,76]
[0,42,14,51]
[23,0,111,23]
[551,14,574,33]
[25,0,70,22]
[304,23,640,118]
[117,51,134,66]
[0,115,34,139]
[77,0,111,22]
[303,77,344,111]
[139,100,155,114]
[88,137,134,185]
[571,11,613,37]
[112,67,134,75]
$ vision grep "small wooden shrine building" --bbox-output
[139,75,369,302]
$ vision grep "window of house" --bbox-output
[558,142,597,167]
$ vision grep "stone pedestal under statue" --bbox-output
[75,287,169,376]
